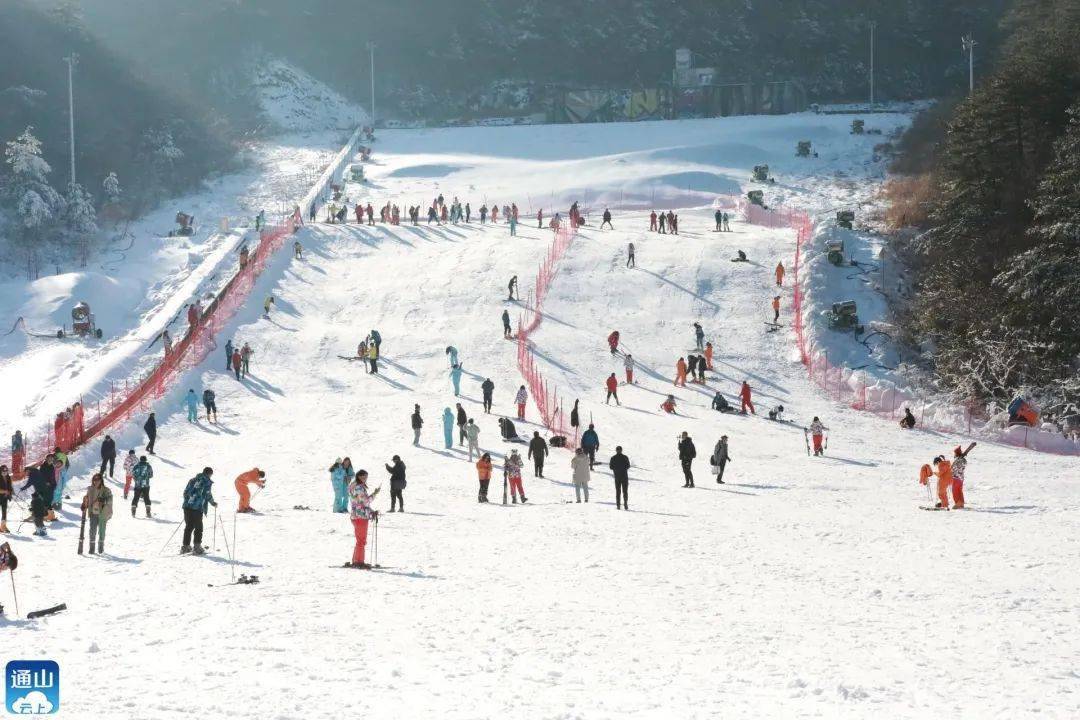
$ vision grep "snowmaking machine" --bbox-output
[836,210,855,230]
[851,119,865,135]
[747,190,765,208]
[796,140,813,157]
[827,300,863,334]
[170,212,196,237]
[752,165,770,183]
[826,238,846,266]
[67,301,103,339]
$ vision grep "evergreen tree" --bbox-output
[4,127,64,277]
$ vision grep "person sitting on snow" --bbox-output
[711,392,733,413]
[899,407,917,429]
[768,405,785,421]
[661,395,677,414]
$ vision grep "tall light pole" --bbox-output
[962,33,976,95]
[64,53,78,185]
[868,21,876,108]
[367,41,376,127]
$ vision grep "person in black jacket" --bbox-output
[385,455,406,512]
[678,432,696,488]
[527,431,548,477]
[481,378,495,413]
[456,404,468,445]
[21,456,57,526]
[100,435,117,478]
[609,446,631,510]
[144,413,157,454]
[411,405,423,445]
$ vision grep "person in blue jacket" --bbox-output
[330,459,348,513]
[224,339,234,371]
[450,364,463,396]
[442,408,455,449]
[445,345,459,367]
[184,389,199,422]
[180,468,216,555]
[580,424,600,469]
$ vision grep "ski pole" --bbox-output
[10,570,19,618]
[232,511,238,582]
[373,512,379,568]
[213,505,219,551]
[159,519,184,555]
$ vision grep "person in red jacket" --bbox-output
[354,203,363,224]
[231,348,243,380]
[605,373,620,406]
[739,381,755,414]
[649,210,658,231]
[607,330,620,355]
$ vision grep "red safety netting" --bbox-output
[516,220,577,445]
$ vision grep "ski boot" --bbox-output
[145,507,152,518]
[192,546,206,556]
[520,496,528,503]
[88,541,96,555]
[131,505,136,517]
[180,545,192,554]
[0,521,8,533]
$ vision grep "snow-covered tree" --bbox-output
[64,181,97,235]
[102,171,121,205]
[4,127,65,276]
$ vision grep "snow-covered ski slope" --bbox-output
[6,115,1079,720]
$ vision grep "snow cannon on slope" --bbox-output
[69,301,103,339]
[170,212,196,237]
[826,238,846,265]
[348,164,365,182]
[851,119,865,135]
[827,300,863,334]
[836,210,855,230]
[747,190,765,208]
[796,140,814,157]
[752,165,770,183]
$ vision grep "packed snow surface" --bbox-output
[4,115,1078,719]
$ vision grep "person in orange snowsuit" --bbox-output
[932,456,953,509]
[772,296,781,323]
[674,357,688,387]
[775,262,785,287]
[703,342,714,370]
[235,468,266,513]
[739,381,755,414]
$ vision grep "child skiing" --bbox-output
[809,417,828,456]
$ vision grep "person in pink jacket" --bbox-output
[347,470,379,568]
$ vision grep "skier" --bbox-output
[627,242,636,268]
[932,455,953,509]
[580,424,600,469]
[711,435,731,484]
[330,459,348,513]
[570,448,591,503]
[130,455,153,517]
[446,346,460,367]
[809,417,828,456]
[649,210,658,231]
[899,407,917,429]
[601,208,613,230]
[515,385,528,420]
[203,388,218,423]
[225,339,234,372]
[527,431,548,477]
[508,275,518,301]
[143,412,157,454]
[609,446,630,510]
[450,364,463,396]
[385,455,406,513]
[605,373,620,405]
[411,405,423,445]
[465,419,481,461]
[502,309,513,339]
[442,407,455,449]
[232,347,243,380]
[481,378,495,413]
[456,403,468,445]
[661,395,677,414]
[347,470,379,568]
[693,322,705,351]
[772,296,781,323]
[476,454,492,503]
[180,468,216,555]
[704,342,714,370]
[775,262,785,287]
[674,357,688,387]
[678,431,697,488]
[367,340,378,374]
[185,389,199,422]
[951,444,975,509]
[687,355,700,384]
[624,353,635,384]
[122,449,137,499]
[714,209,723,231]
[506,449,527,503]
[235,468,266,513]
[607,330,620,355]
[739,381,755,414]
[0,464,11,533]
[99,434,117,478]
[83,473,113,555]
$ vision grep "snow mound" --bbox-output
[253,59,366,132]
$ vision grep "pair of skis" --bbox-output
[803,429,828,456]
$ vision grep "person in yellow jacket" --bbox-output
[235,468,266,513]
[367,341,379,374]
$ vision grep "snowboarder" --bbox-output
[899,407,916,429]
[508,275,518,301]
[481,378,495,413]
[450,364,463,396]
[411,405,423,445]
[627,242,636,268]
[235,468,266,513]
[203,389,218,423]
[130,455,153,517]
[386,455,407,512]
[456,403,468,445]
[661,395,677,414]
[99,434,117,478]
[674,357,688,387]
[506,449,527,503]
[122,449,137,499]
[465,419,481,461]
[502,309,513,339]
[330,459,348,513]
[775,262,785,287]
[476,454,492,503]
[693,322,705,351]
[739,381,755,414]
[83,473,113,555]
[711,435,731,484]
[581,424,600,469]
[181,468,216,555]
[570,448,591,503]
[809,417,828,456]
[605,373,620,405]
[624,353,635,384]
[347,470,378,567]
[772,296,781,323]
[601,208,613,229]
[609,446,630,510]
[442,407,455,449]
[678,432,697,488]
[515,385,528,420]
[143,410,156,455]
[185,389,199,422]
[528,431,548,477]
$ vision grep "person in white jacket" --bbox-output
[514,385,528,420]
[465,419,481,461]
[122,449,137,499]
[570,448,591,503]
